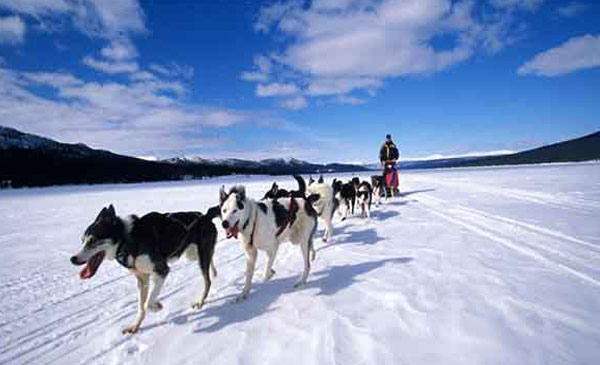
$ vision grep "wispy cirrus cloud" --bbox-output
[518,34,600,77]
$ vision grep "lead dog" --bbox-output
[70,205,220,334]
[307,175,337,242]
[219,184,318,300]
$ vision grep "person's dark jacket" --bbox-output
[379,141,399,162]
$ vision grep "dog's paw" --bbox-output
[264,269,276,281]
[147,302,163,312]
[236,293,248,302]
[191,301,204,310]
[122,324,140,335]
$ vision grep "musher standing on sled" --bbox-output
[379,134,399,197]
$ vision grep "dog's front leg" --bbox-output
[238,246,257,302]
[123,273,149,334]
[146,265,168,312]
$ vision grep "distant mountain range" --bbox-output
[390,131,600,170]
[0,126,366,188]
[1,126,598,188]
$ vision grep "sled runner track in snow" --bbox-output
[408,173,599,213]
[446,203,600,254]
[417,195,600,287]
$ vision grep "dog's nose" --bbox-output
[222,221,230,229]
[70,256,79,265]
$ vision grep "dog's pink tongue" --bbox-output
[79,252,104,280]
[80,264,93,279]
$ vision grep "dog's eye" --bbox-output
[232,209,237,214]
[223,209,227,213]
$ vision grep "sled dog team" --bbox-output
[70,174,388,334]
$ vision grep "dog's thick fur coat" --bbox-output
[307,176,336,242]
[70,205,220,334]
[220,184,318,300]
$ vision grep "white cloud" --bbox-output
[100,38,138,60]
[0,15,26,45]
[200,110,248,127]
[279,96,307,110]
[0,0,146,39]
[307,77,382,96]
[245,0,548,109]
[82,56,139,74]
[518,34,600,77]
[0,68,250,156]
[555,2,586,18]
[149,62,195,79]
[70,0,147,38]
[247,0,540,108]
[330,95,366,105]
[240,54,272,82]
[0,0,70,17]
[256,82,299,97]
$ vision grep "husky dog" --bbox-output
[307,175,337,242]
[220,183,318,301]
[355,181,373,218]
[371,175,386,206]
[332,179,356,220]
[70,205,220,334]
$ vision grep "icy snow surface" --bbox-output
[0,163,599,365]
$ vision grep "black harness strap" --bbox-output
[276,198,298,237]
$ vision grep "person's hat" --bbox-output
[385,134,391,139]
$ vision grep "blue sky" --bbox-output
[0,0,599,163]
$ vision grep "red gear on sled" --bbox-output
[383,161,399,196]
[385,164,399,188]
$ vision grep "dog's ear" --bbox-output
[234,185,246,201]
[270,182,278,192]
[205,205,221,220]
[235,186,246,209]
[96,207,108,221]
[219,185,228,205]
[107,204,116,217]
[318,175,324,183]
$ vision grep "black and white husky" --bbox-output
[70,204,220,334]
[307,175,337,242]
[371,175,386,206]
[332,179,356,220]
[219,184,318,301]
[355,181,373,218]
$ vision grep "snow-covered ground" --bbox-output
[1,163,599,365]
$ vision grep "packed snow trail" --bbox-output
[0,163,599,365]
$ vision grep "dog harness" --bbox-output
[245,204,259,247]
[116,237,135,269]
[276,198,298,237]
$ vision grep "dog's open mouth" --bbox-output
[79,251,105,280]
[226,220,240,239]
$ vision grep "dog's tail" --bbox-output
[293,174,306,194]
